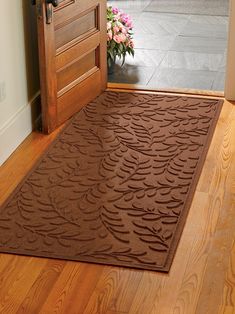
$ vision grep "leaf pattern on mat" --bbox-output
[0,92,222,271]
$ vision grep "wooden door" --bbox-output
[35,0,107,133]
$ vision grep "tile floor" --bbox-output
[108,0,229,91]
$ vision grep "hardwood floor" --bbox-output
[0,96,234,314]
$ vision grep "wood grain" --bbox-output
[36,0,107,133]
[196,107,235,314]
[220,241,235,313]
[0,256,47,313]
[107,82,225,98]
[16,260,66,313]
[0,93,234,314]
[40,263,104,314]
[83,267,143,314]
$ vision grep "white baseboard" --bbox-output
[0,92,41,166]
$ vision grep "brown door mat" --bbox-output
[0,92,223,272]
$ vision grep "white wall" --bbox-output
[0,0,40,165]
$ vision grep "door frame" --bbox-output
[225,0,235,100]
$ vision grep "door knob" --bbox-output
[46,0,59,7]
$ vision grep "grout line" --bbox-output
[142,11,229,18]
[146,66,158,86]
[177,34,228,40]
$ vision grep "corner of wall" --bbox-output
[0,92,41,166]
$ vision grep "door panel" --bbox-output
[55,32,100,69]
[54,10,97,49]
[57,50,96,92]
[36,0,107,133]
[55,0,75,10]
[57,70,101,124]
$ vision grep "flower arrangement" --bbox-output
[107,6,134,69]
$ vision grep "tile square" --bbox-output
[160,51,224,71]
[145,0,229,16]
[107,0,151,13]
[135,12,189,36]
[180,21,228,39]
[189,15,229,25]
[170,36,227,54]
[212,72,226,91]
[135,34,176,50]
[147,68,216,90]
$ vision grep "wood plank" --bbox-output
[219,242,235,313]
[39,263,103,313]
[195,105,235,313]
[0,257,47,313]
[16,260,65,313]
[83,267,143,313]
[197,101,232,193]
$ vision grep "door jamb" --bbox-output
[225,0,235,101]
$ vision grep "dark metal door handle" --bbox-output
[32,0,59,24]
[46,0,59,24]
[46,0,59,7]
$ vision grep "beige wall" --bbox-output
[0,0,40,165]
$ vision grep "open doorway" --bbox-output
[107,0,229,93]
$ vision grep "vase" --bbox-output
[108,58,116,75]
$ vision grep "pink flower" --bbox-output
[119,33,127,42]
[113,26,120,34]
[120,14,133,28]
[121,27,127,34]
[107,21,111,30]
[107,6,134,64]
[120,13,128,23]
[112,7,120,14]
[107,30,112,41]
[125,38,134,48]
[113,34,122,43]
[113,33,126,43]
[126,20,133,28]
[121,14,133,27]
